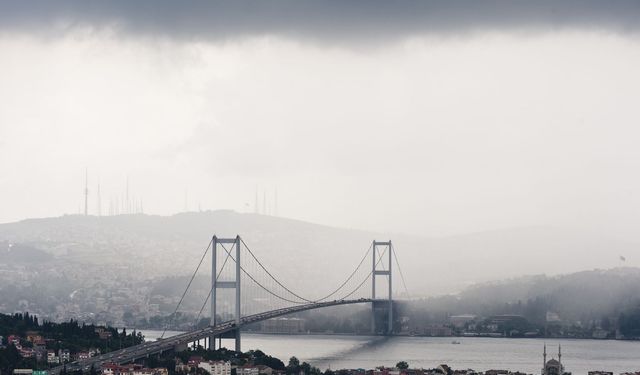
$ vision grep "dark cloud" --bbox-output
[0,0,639,42]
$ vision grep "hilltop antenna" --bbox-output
[184,188,189,212]
[263,189,266,215]
[97,179,102,216]
[274,187,278,217]
[254,186,259,214]
[84,168,89,216]
[126,175,130,214]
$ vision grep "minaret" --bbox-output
[542,343,546,374]
[558,344,562,371]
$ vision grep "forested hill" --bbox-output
[400,267,640,337]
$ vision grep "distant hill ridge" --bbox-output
[1,210,639,296]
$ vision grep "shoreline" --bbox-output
[136,329,638,342]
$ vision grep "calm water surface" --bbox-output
[140,331,640,374]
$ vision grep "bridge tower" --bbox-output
[210,235,242,352]
[371,240,393,334]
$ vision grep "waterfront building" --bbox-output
[449,315,477,329]
[424,325,453,337]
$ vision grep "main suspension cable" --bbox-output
[240,238,314,303]
[392,243,410,297]
[314,242,373,302]
[193,250,233,328]
[161,238,212,338]
[339,245,388,300]
[219,242,307,305]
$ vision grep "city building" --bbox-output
[95,328,113,340]
[424,325,453,337]
[47,350,60,364]
[59,349,71,363]
[187,356,204,371]
[7,335,20,346]
[25,332,43,343]
[198,361,231,375]
[101,363,166,375]
[236,367,257,375]
[449,315,477,329]
[76,351,91,361]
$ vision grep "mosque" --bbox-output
[542,344,569,375]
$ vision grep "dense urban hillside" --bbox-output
[0,211,638,326]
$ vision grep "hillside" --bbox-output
[394,267,640,338]
[1,211,639,297]
[2,212,640,329]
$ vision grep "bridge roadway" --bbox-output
[51,298,374,375]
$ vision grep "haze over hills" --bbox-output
[0,210,638,296]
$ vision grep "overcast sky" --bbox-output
[1,1,640,238]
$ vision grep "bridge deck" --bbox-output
[52,299,374,374]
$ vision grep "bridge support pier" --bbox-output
[212,235,243,352]
[235,328,241,352]
[371,240,393,335]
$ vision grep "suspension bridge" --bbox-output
[52,235,409,374]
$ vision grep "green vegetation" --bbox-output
[0,344,35,374]
[619,306,640,338]
[286,356,321,375]
[0,312,144,374]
